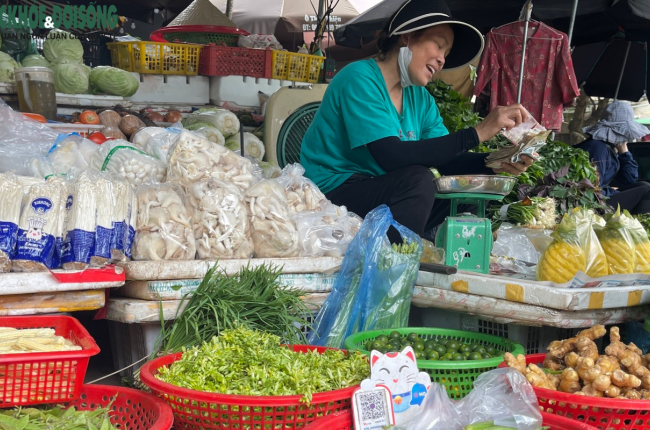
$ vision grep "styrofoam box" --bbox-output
[209,75,310,108]
[108,320,162,379]
[417,307,604,354]
[127,72,210,105]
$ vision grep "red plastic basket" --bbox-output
[499,353,650,430]
[69,384,174,430]
[140,345,359,430]
[302,410,597,430]
[0,315,100,407]
[198,44,272,78]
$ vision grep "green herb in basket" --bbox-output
[156,326,369,405]
[0,404,118,429]
[156,263,311,356]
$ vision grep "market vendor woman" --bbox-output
[301,0,534,241]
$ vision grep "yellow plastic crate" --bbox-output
[271,51,324,83]
[106,41,202,76]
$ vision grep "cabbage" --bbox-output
[21,54,49,68]
[0,51,18,83]
[89,66,139,97]
[52,63,89,94]
[225,132,265,162]
[44,29,83,65]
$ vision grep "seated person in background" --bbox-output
[577,101,650,215]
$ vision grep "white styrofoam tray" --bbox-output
[127,73,209,105]
[105,294,328,323]
[0,271,124,296]
[56,93,131,108]
[209,75,310,108]
[117,272,337,301]
[412,285,650,328]
[0,289,106,316]
[416,270,650,311]
[118,257,343,281]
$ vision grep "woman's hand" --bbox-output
[474,104,529,142]
[492,154,534,175]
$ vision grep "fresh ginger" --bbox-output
[546,325,606,360]
[526,363,559,390]
[565,352,580,368]
[504,352,526,374]
[592,373,612,392]
[575,357,600,383]
[605,385,621,398]
[581,383,604,397]
[559,368,582,393]
[576,336,599,361]
[611,369,642,388]
[606,327,650,378]
[596,355,620,374]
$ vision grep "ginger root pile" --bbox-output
[505,324,650,399]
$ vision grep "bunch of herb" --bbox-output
[635,214,650,241]
[156,263,311,356]
[491,196,557,229]
[1,404,118,429]
[156,326,369,405]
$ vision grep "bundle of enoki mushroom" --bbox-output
[505,325,650,399]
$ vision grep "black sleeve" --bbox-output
[367,128,480,172]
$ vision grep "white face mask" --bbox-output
[397,39,414,88]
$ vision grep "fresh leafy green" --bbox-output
[1,404,118,429]
[43,29,84,65]
[52,63,89,94]
[156,326,369,404]
[0,51,18,83]
[89,66,139,97]
[156,263,312,356]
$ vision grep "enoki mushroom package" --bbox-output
[0,172,23,272]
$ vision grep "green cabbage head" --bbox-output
[44,29,84,65]
[52,63,89,94]
[89,66,139,97]
[0,51,18,83]
[21,54,49,68]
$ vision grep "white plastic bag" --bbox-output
[167,130,256,189]
[133,181,196,261]
[275,163,326,214]
[131,126,181,161]
[0,101,60,176]
[403,368,543,430]
[492,222,552,265]
[294,204,362,257]
[187,178,253,259]
[245,179,299,258]
[91,139,167,187]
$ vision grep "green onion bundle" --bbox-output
[501,197,557,229]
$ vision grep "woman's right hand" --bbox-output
[474,104,529,142]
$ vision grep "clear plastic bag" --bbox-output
[91,139,167,187]
[12,176,66,271]
[294,204,362,258]
[30,133,99,178]
[188,177,254,259]
[536,214,587,283]
[275,163,326,214]
[596,207,636,275]
[109,175,135,263]
[308,205,423,348]
[133,181,196,261]
[401,368,542,430]
[0,101,60,176]
[167,130,256,190]
[132,126,182,161]
[245,179,299,258]
[493,222,545,265]
[0,172,23,272]
[572,208,609,278]
[626,212,650,274]
[238,34,283,50]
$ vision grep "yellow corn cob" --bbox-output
[635,242,650,274]
[537,241,586,283]
[601,237,635,274]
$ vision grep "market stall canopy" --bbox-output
[211,0,378,36]
[168,0,237,27]
[572,37,649,102]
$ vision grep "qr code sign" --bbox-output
[357,390,388,423]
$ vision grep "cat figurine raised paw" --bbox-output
[359,346,431,425]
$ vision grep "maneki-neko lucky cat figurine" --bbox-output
[360,346,431,425]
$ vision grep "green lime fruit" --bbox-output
[426,350,440,360]
[365,340,374,350]
[486,346,497,355]
[445,341,459,352]
[407,333,420,342]
[413,341,425,352]
[452,353,465,361]
[424,340,438,350]
[433,344,446,355]
[389,331,402,340]
[389,339,402,350]
[415,351,425,360]
[475,346,487,355]
[482,353,491,359]
[459,344,472,353]
[469,352,483,360]
[371,340,384,350]
[463,351,471,357]
[376,335,389,345]
[438,338,449,346]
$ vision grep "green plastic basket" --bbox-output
[163,32,239,46]
[344,327,525,399]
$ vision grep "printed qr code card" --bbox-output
[352,385,394,430]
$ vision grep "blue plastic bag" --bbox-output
[308,205,423,348]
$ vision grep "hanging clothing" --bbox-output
[473,21,580,130]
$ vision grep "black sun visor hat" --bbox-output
[388,0,484,70]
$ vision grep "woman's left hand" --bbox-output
[492,154,534,175]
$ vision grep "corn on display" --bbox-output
[0,328,81,353]
[536,215,587,283]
